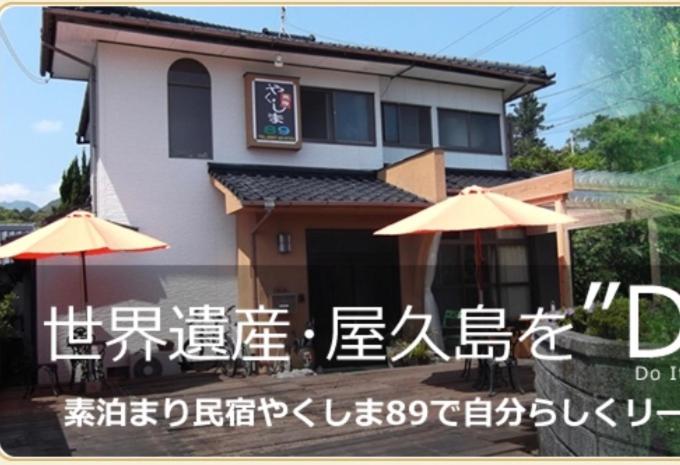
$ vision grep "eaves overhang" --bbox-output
[40,6,554,95]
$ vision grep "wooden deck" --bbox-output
[0,361,537,457]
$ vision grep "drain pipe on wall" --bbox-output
[251,198,276,308]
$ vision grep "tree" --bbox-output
[574,106,680,172]
[506,93,551,157]
[509,139,605,174]
[58,149,91,213]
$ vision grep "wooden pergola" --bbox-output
[491,165,680,308]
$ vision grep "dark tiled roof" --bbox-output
[446,168,533,192]
[42,7,552,84]
[209,164,429,206]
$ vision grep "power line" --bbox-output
[549,86,601,115]
[544,94,647,127]
[434,8,512,56]
[541,88,678,136]
[537,64,637,100]
[540,126,578,136]
[0,21,48,84]
[522,20,599,64]
[474,8,560,58]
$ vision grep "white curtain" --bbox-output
[424,232,444,348]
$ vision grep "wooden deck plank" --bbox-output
[0,361,537,457]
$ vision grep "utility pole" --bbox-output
[279,6,288,37]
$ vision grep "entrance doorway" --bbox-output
[306,229,402,368]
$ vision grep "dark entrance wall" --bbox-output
[528,233,561,312]
[306,229,402,368]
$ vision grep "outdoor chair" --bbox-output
[473,326,524,397]
[441,309,476,379]
[442,309,461,353]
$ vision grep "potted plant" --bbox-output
[386,339,435,367]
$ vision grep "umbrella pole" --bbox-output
[80,251,89,306]
[474,230,484,305]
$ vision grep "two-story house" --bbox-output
[38,6,559,374]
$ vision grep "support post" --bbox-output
[648,217,662,290]
[554,197,573,309]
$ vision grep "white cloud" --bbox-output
[0,181,60,207]
[32,119,63,134]
[0,183,30,201]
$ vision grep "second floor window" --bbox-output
[437,109,502,155]
[301,87,375,145]
[168,59,213,159]
[382,103,432,148]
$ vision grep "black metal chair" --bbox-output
[472,328,524,397]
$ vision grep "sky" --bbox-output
[0,6,593,208]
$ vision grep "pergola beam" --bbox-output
[554,196,573,309]
[491,168,574,203]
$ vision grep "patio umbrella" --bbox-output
[375,185,577,304]
[0,210,168,305]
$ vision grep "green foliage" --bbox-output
[568,9,680,173]
[563,297,680,345]
[592,8,680,109]
[563,306,589,334]
[511,104,679,175]
[0,149,88,225]
[574,107,680,172]
[0,292,17,339]
[0,207,35,223]
[510,9,679,175]
[571,221,651,305]
[408,340,433,364]
[507,93,551,158]
[386,339,434,366]
[510,144,606,174]
[585,297,637,341]
[59,150,91,213]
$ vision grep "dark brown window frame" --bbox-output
[167,58,214,160]
[432,231,532,317]
[437,108,503,156]
[381,101,433,149]
[301,86,376,147]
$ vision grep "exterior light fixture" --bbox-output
[274,54,284,68]
[277,232,292,254]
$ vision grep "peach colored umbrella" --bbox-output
[375,186,576,303]
[0,210,168,304]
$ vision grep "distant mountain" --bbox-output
[39,199,61,214]
[0,200,39,211]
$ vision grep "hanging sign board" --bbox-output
[244,73,301,150]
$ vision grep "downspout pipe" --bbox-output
[251,199,275,308]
